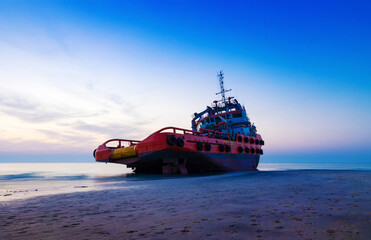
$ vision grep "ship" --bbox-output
[94,71,264,174]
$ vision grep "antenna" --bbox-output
[216,70,231,103]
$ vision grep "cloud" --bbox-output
[0,138,83,154]
[68,120,148,140]
[0,98,65,122]
[0,93,107,123]
[0,87,155,154]
[37,129,90,143]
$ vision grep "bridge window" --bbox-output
[232,113,242,118]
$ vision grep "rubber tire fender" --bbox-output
[244,147,250,154]
[93,149,97,158]
[225,145,231,153]
[196,142,203,151]
[238,146,243,153]
[237,135,242,142]
[205,142,211,151]
[244,137,249,143]
[177,137,184,147]
[219,144,225,152]
[250,138,254,144]
[167,135,177,146]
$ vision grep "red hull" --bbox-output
[95,127,264,174]
[133,150,259,174]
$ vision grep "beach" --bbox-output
[0,169,370,240]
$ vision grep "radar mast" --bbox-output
[216,70,231,104]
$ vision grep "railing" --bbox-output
[157,127,230,140]
[200,129,230,140]
[157,127,199,135]
[103,139,141,148]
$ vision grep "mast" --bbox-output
[216,70,231,104]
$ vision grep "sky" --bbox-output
[0,0,370,163]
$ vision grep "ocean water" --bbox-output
[1,162,370,201]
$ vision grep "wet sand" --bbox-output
[1,170,370,239]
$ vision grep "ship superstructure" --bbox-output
[192,71,257,139]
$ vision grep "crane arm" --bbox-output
[191,106,213,131]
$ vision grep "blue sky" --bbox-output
[0,0,370,162]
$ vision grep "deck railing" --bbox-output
[157,127,231,140]
[103,139,141,148]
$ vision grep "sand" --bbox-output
[0,170,370,239]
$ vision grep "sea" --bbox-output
[1,162,370,201]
